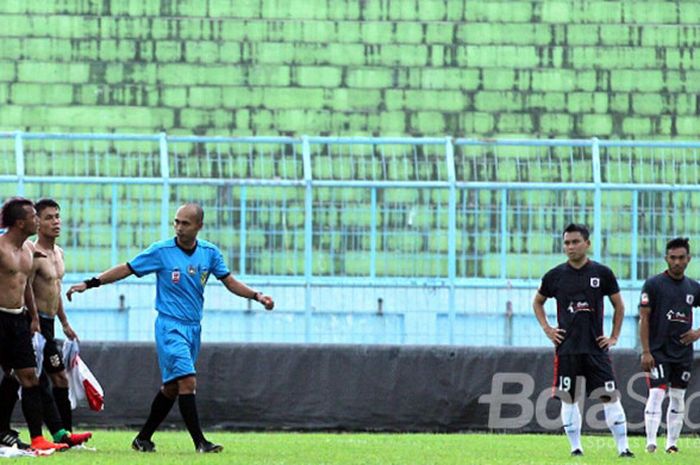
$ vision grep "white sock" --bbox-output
[561,402,582,452]
[604,399,629,453]
[645,388,665,447]
[666,388,685,449]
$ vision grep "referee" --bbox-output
[67,203,274,453]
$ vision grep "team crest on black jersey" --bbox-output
[590,277,600,288]
[687,294,694,305]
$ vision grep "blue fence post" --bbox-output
[239,185,247,276]
[370,187,377,279]
[631,190,639,281]
[500,188,508,279]
[14,131,24,196]
[159,132,170,240]
[302,135,313,343]
[591,138,602,261]
[110,184,118,265]
[446,137,456,345]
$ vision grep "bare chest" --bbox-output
[0,247,32,277]
[36,250,64,281]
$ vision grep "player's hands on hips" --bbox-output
[679,328,700,345]
[258,294,274,311]
[597,335,617,350]
[544,326,565,345]
[66,282,87,301]
[640,351,655,372]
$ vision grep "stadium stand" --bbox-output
[2,1,700,345]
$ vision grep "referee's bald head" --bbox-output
[180,202,204,225]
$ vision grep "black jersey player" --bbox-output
[533,223,633,458]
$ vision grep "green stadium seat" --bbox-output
[285,205,305,227]
[606,234,633,255]
[632,161,655,183]
[495,157,518,182]
[252,157,275,178]
[604,191,632,207]
[277,158,303,179]
[26,151,51,176]
[407,206,434,229]
[222,155,249,178]
[139,227,164,245]
[283,230,305,250]
[342,207,376,227]
[604,161,632,183]
[354,157,382,180]
[343,251,371,276]
[384,188,419,204]
[385,233,423,252]
[528,233,555,254]
[65,247,112,272]
[386,158,415,180]
[606,258,631,279]
[374,252,444,277]
[480,253,561,279]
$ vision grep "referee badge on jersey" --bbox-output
[590,277,600,288]
[687,294,694,305]
[188,265,197,276]
[171,268,181,283]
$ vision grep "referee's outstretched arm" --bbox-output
[65,263,133,301]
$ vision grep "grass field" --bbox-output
[8,431,698,464]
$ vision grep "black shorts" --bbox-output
[553,353,618,400]
[647,358,692,390]
[0,310,36,371]
[39,315,65,374]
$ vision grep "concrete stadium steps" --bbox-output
[1,1,699,137]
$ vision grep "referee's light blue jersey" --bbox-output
[127,238,230,323]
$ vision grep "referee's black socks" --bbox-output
[178,394,205,445]
[137,391,176,440]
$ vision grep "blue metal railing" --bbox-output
[1,131,699,346]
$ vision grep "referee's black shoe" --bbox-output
[619,449,635,458]
[196,440,223,453]
[131,437,156,452]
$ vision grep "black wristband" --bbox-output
[252,291,262,302]
[84,277,102,289]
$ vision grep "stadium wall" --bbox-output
[47,342,700,433]
[0,1,698,138]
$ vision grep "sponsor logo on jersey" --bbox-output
[188,264,197,276]
[171,268,181,283]
[200,271,209,286]
[640,292,649,305]
[567,301,592,313]
[590,277,600,288]
[666,309,691,323]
